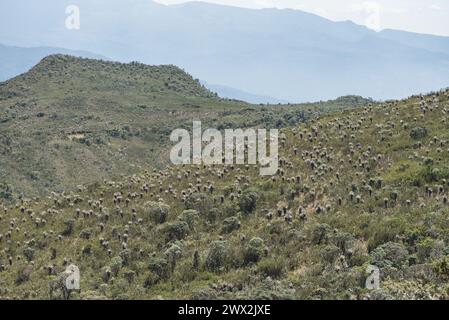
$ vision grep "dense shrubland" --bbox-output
[1,55,449,300]
[1,83,449,300]
[0,55,368,198]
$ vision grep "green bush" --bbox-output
[221,216,241,234]
[23,247,35,262]
[63,219,75,236]
[311,224,332,245]
[79,228,93,240]
[410,127,428,140]
[179,209,199,230]
[165,244,183,272]
[367,217,407,251]
[416,237,436,263]
[16,265,33,284]
[119,249,131,266]
[207,208,220,223]
[371,242,409,277]
[244,237,265,265]
[433,256,449,279]
[148,257,170,280]
[239,190,260,215]
[206,241,228,272]
[163,221,190,241]
[110,256,123,276]
[145,201,170,224]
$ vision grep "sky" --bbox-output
[155,0,449,36]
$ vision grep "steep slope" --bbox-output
[0,43,106,81]
[0,55,367,199]
[1,0,449,101]
[0,88,448,300]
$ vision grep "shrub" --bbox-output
[148,257,170,280]
[244,237,265,265]
[110,256,123,276]
[79,228,93,240]
[192,250,200,271]
[221,216,241,234]
[63,219,75,236]
[165,244,183,271]
[330,231,355,253]
[221,203,239,218]
[207,208,220,223]
[416,237,436,263]
[429,168,441,182]
[371,242,409,276]
[205,241,228,272]
[367,217,407,251]
[433,256,449,279]
[16,265,33,284]
[163,221,190,241]
[239,190,260,215]
[311,224,332,245]
[190,287,219,300]
[123,269,136,284]
[410,127,428,140]
[145,201,170,224]
[119,249,131,266]
[179,209,199,230]
[23,247,35,262]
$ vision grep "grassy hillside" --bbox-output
[1,86,448,300]
[0,55,369,199]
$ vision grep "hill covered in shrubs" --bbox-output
[1,85,449,300]
[0,55,369,199]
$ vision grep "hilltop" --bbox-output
[15,54,216,98]
[0,55,369,199]
[0,87,449,300]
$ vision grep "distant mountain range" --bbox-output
[1,0,449,102]
[202,82,289,104]
[0,44,106,81]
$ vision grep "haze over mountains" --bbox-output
[202,82,289,104]
[1,0,449,102]
[0,44,105,82]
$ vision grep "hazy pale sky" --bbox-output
[156,0,449,36]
